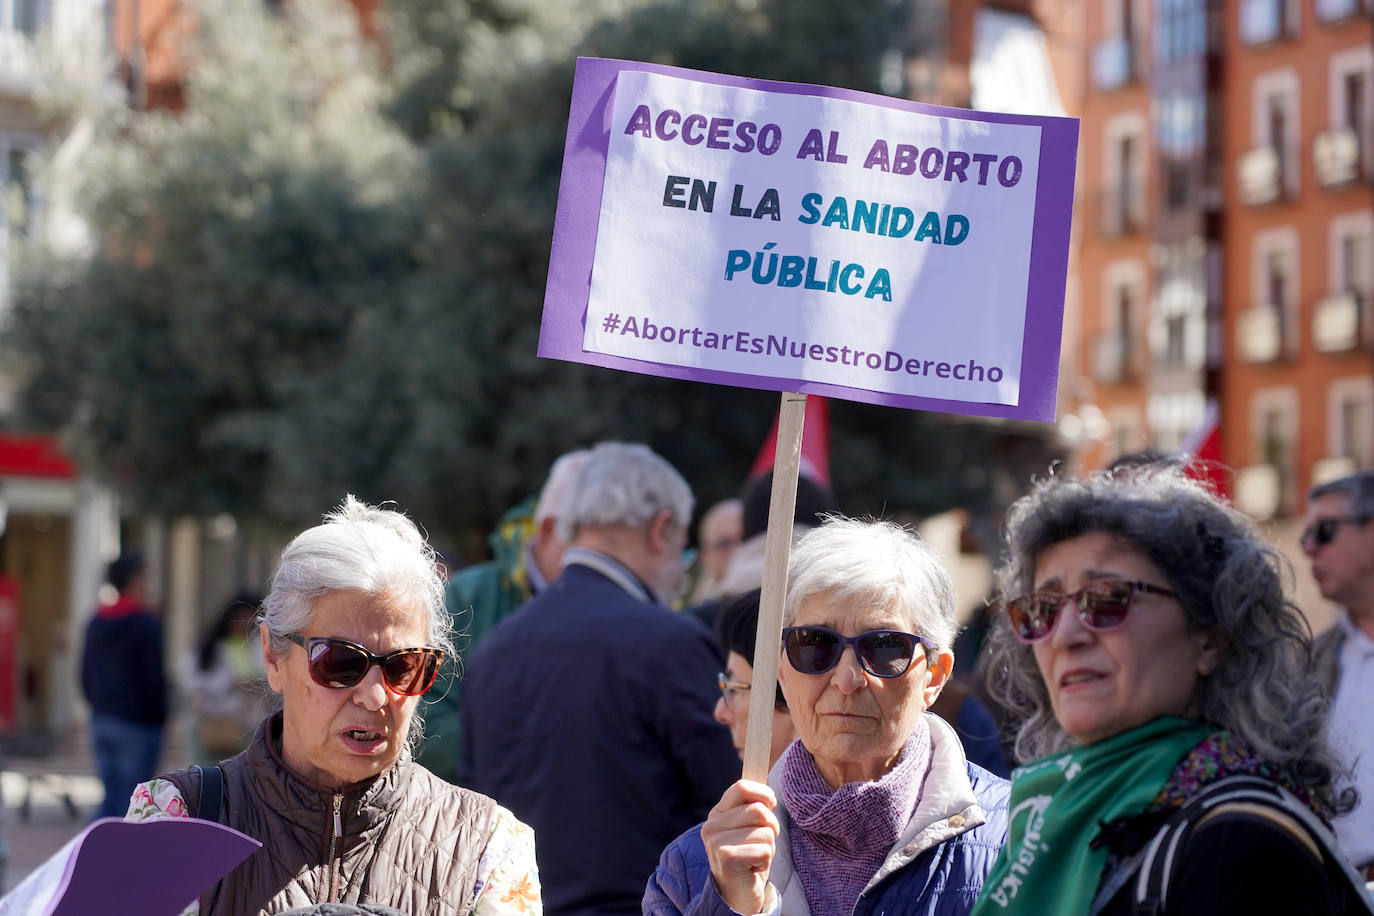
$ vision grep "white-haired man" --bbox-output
[1303,471,1374,878]
[419,448,590,782]
[461,442,738,916]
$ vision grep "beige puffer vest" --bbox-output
[166,715,495,916]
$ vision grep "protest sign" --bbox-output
[0,816,259,916]
[540,57,1077,422]
[540,57,1077,783]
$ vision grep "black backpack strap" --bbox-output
[1133,775,1374,915]
[193,764,226,823]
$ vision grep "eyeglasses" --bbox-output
[1004,579,1176,644]
[716,672,751,704]
[285,634,445,696]
[781,625,930,679]
[1301,516,1369,549]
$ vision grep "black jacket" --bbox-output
[81,603,168,726]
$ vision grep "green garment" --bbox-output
[972,716,1212,916]
[417,497,537,784]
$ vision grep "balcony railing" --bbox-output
[1098,183,1148,237]
[1234,463,1284,520]
[1238,147,1286,205]
[1313,292,1363,352]
[1237,303,1285,363]
[1314,128,1362,187]
[1092,36,1142,91]
[1240,0,1294,45]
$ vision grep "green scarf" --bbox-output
[972,717,1212,916]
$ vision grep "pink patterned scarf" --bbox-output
[779,718,933,916]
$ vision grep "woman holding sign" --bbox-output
[971,466,1370,915]
[645,516,1010,916]
[127,497,541,915]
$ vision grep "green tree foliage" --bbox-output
[6,0,1059,544]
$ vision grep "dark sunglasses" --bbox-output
[1301,515,1369,549]
[781,625,931,679]
[285,633,445,696]
[1004,579,1175,644]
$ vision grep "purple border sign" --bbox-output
[539,57,1078,421]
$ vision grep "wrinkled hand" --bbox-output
[701,779,780,915]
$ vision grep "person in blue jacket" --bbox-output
[645,516,1009,916]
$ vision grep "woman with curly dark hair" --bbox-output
[972,465,1370,916]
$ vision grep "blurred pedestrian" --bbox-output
[81,551,168,820]
[462,442,737,916]
[184,592,268,761]
[420,448,590,782]
[1303,470,1374,879]
[684,498,743,605]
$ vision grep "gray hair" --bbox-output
[534,449,592,524]
[785,516,957,654]
[984,467,1353,815]
[258,495,453,749]
[555,442,693,542]
[1309,470,1374,518]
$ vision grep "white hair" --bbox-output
[259,495,453,661]
[784,515,957,653]
[555,442,693,542]
[534,449,592,523]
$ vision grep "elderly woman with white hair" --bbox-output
[645,516,1010,916]
[127,497,542,915]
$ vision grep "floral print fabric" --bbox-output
[127,779,542,914]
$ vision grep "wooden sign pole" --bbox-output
[741,391,807,784]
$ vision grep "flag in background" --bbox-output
[1179,399,1230,499]
[749,396,832,487]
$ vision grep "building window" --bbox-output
[1155,88,1205,212]
[1094,0,1144,90]
[1248,69,1300,200]
[2,0,40,35]
[1155,0,1209,65]
[1316,0,1371,23]
[1328,380,1374,470]
[1330,48,1374,177]
[1102,112,1148,236]
[1096,260,1146,383]
[1240,227,1299,362]
[1249,387,1299,518]
[1239,0,1297,45]
[1147,390,1205,455]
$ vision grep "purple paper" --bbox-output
[2,816,260,916]
[539,57,1078,421]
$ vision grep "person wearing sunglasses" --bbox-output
[1304,471,1374,882]
[972,466,1367,916]
[125,496,542,915]
[646,516,1010,916]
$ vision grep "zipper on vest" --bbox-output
[326,792,343,903]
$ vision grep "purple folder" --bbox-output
[0,816,260,916]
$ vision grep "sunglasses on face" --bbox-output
[781,625,931,679]
[1004,578,1176,644]
[285,633,445,696]
[1301,515,1369,549]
